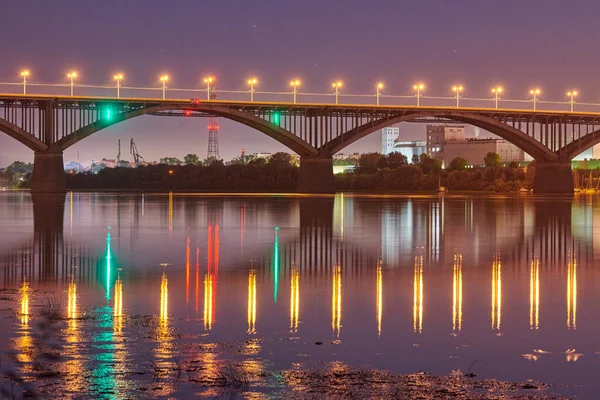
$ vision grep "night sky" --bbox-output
[1,0,598,166]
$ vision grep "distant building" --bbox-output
[333,152,361,161]
[381,127,400,155]
[426,124,525,166]
[394,141,427,162]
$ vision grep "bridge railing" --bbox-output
[2,80,600,113]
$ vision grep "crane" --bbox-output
[130,138,144,164]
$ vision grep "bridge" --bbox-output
[2,93,600,193]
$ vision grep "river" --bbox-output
[0,192,595,398]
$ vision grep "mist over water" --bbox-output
[0,192,597,397]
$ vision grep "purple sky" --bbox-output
[0,0,598,166]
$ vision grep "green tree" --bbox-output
[358,153,382,174]
[449,157,468,170]
[184,153,200,166]
[379,152,408,169]
[418,153,441,175]
[484,152,501,167]
[411,154,420,165]
[159,157,182,166]
[269,152,292,167]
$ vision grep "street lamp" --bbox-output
[204,77,215,100]
[290,79,300,104]
[160,75,169,99]
[332,81,343,105]
[413,83,425,106]
[113,74,123,98]
[452,85,464,108]
[67,72,77,96]
[376,83,383,106]
[529,88,540,110]
[491,86,503,109]
[247,78,257,102]
[567,90,578,112]
[20,70,29,95]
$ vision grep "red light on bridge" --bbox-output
[185,110,191,116]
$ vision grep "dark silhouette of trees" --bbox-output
[358,153,382,174]
[269,152,292,167]
[378,152,408,169]
[418,154,441,175]
[159,157,182,165]
[484,152,501,167]
[449,157,468,170]
[184,153,200,166]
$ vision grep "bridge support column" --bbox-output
[31,147,66,194]
[298,157,334,193]
[533,161,574,194]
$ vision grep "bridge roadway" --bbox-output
[3,94,600,193]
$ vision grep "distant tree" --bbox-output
[159,157,182,166]
[358,153,382,174]
[508,161,519,168]
[484,152,501,167]
[411,154,420,165]
[418,153,441,175]
[248,158,266,166]
[116,160,130,168]
[184,153,200,166]
[449,157,468,170]
[203,157,221,166]
[269,152,292,167]
[7,161,33,175]
[378,152,408,169]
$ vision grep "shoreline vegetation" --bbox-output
[1,151,597,193]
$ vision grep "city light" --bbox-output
[204,76,215,100]
[567,90,578,112]
[376,82,383,106]
[290,79,300,104]
[290,263,299,333]
[67,71,78,96]
[332,80,343,105]
[413,83,425,106]
[113,73,123,98]
[491,86,503,109]
[247,78,258,102]
[160,75,169,99]
[20,70,29,94]
[452,85,464,108]
[530,258,539,330]
[332,265,342,338]
[413,255,423,333]
[453,253,463,334]
[529,88,541,110]
[567,257,577,330]
[248,269,256,333]
[491,256,502,332]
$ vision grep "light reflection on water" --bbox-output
[0,192,599,396]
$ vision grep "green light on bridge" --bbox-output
[102,106,115,121]
[272,112,280,126]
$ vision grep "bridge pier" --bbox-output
[31,147,66,194]
[298,157,335,193]
[533,161,574,194]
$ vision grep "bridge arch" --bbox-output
[56,104,319,157]
[560,128,600,160]
[0,118,48,152]
[323,110,559,162]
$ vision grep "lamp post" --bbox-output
[247,78,257,102]
[413,83,424,106]
[160,75,169,99]
[491,86,503,109]
[376,83,383,106]
[567,90,578,112]
[67,72,77,96]
[114,74,123,98]
[332,81,343,105]
[530,88,540,111]
[290,80,300,104]
[204,77,214,100]
[20,70,29,95]
[452,85,463,108]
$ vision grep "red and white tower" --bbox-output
[207,91,220,160]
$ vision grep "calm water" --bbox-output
[0,192,598,397]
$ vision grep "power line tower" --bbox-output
[207,91,220,160]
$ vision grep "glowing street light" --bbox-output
[20,70,29,95]
[491,86,503,109]
[567,90,578,112]
[247,78,257,102]
[452,85,464,108]
[113,74,123,98]
[376,83,383,106]
[290,79,300,104]
[413,83,425,107]
[160,75,169,99]
[332,81,343,105]
[530,88,540,111]
[204,77,215,100]
[67,71,77,96]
